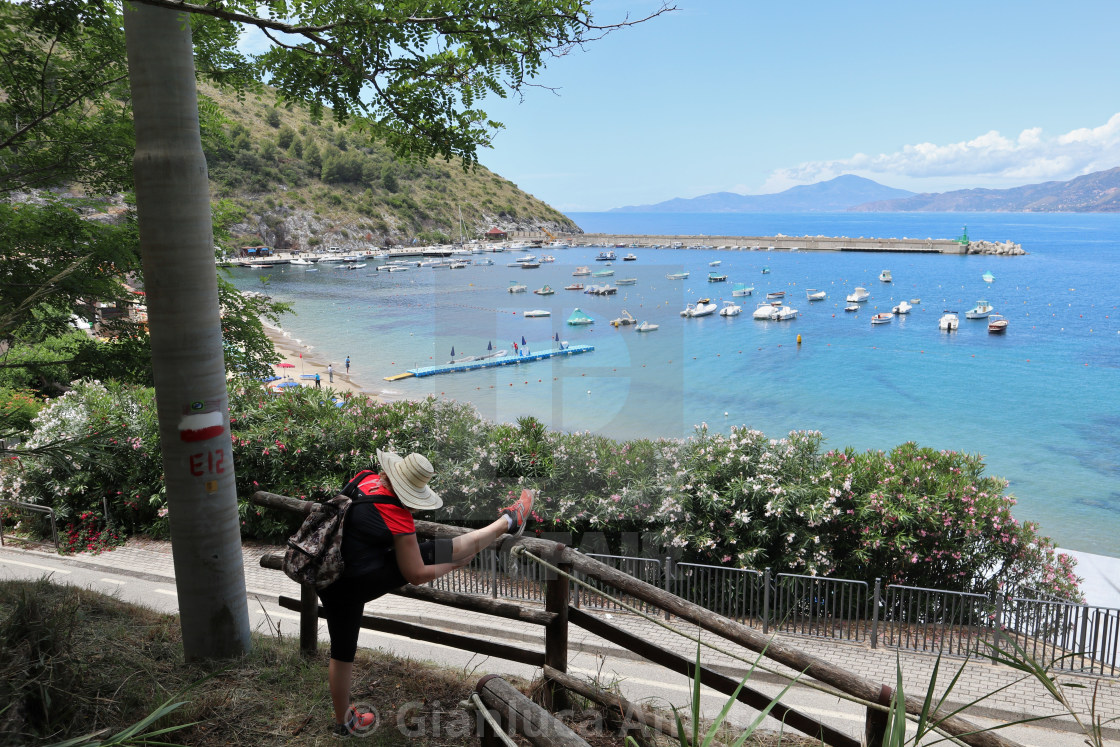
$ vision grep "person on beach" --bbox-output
[328,364,334,383]
[315,372,322,389]
[345,356,350,373]
[319,449,535,737]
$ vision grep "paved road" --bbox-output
[1,543,1113,746]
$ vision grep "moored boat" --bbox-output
[806,289,826,301]
[732,283,754,297]
[844,303,860,312]
[592,269,614,277]
[871,312,893,325]
[753,302,778,320]
[533,285,555,295]
[635,321,659,332]
[987,314,1008,333]
[982,271,995,283]
[665,271,689,280]
[718,301,742,317]
[708,272,728,282]
[892,300,912,315]
[765,290,785,300]
[773,305,799,321]
[879,269,892,283]
[623,253,638,261]
[965,299,994,319]
[680,298,718,317]
[564,283,584,291]
[523,309,551,317]
[939,311,959,331]
[595,250,616,261]
[507,281,527,293]
[846,287,870,303]
[573,266,591,276]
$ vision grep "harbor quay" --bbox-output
[515,231,1025,255]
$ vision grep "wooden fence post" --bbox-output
[543,543,571,712]
[864,684,892,747]
[300,582,318,655]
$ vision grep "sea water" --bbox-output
[227,212,1120,556]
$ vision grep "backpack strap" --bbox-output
[339,469,377,499]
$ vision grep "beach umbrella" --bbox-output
[521,335,526,346]
[261,375,281,382]
[275,362,295,368]
[275,380,301,388]
[451,346,455,357]
[487,341,492,351]
[554,332,560,342]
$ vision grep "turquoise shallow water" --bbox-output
[228,212,1120,556]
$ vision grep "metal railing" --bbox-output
[668,561,763,625]
[1000,595,1120,676]
[426,548,1120,676]
[0,499,59,551]
[879,584,989,657]
[771,573,868,642]
[576,554,664,614]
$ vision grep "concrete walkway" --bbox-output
[5,537,1118,741]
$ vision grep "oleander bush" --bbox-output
[0,379,1082,601]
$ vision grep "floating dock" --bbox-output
[401,344,594,378]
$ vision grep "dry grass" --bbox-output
[0,578,816,746]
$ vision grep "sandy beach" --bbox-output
[264,323,377,400]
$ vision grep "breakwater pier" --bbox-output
[516,231,1024,255]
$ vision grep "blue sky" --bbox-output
[474,1,1120,211]
[241,1,1120,212]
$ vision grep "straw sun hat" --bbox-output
[376,449,443,511]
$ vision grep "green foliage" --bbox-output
[0,2,133,195]
[264,108,280,127]
[1,385,1080,603]
[823,443,1083,600]
[0,388,43,435]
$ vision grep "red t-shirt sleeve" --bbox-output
[376,503,416,535]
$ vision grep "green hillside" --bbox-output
[199,83,579,250]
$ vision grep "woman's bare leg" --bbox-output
[328,658,352,723]
[450,488,535,561]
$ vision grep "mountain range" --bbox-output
[610,169,1120,213]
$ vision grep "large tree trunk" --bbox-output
[122,1,250,659]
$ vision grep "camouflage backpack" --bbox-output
[282,470,376,588]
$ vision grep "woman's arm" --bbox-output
[392,534,469,585]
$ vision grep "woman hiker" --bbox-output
[319,449,535,737]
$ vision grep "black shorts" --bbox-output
[317,538,452,662]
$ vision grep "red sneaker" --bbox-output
[499,489,536,536]
[333,707,376,738]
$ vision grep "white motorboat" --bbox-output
[623,253,638,261]
[732,283,753,297]
[709,260,721,267]
[523,309,551,318]
[844,304,860,312]
[939,311,959,331]
[846,287,870,303]
[773,305,799,321]
[879,270,893,283]
[680,298,718,317]
[719,301,742,317]
[987,314,1008,333]
[573,266,591,276]
[475,258,494,266]
[616,278,637,285]
[871,312,893,325]
[540,255,556,263]
[965,299,994,319]
[892,300,912,315]
[449,262,467,269]
[343,263,366,270]
[806,289,827,301]
[635,321,659,332]
[765,291,785,301]
[507,281,527,293]
[514,255,537,263]
[665,271,690,280]
[909,298,920,305]
[592,269,614,277]
[753,302,779,320]
[290,258,313,265]
[595,250,617,261]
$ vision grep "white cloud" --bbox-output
[762,114,1120,192]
